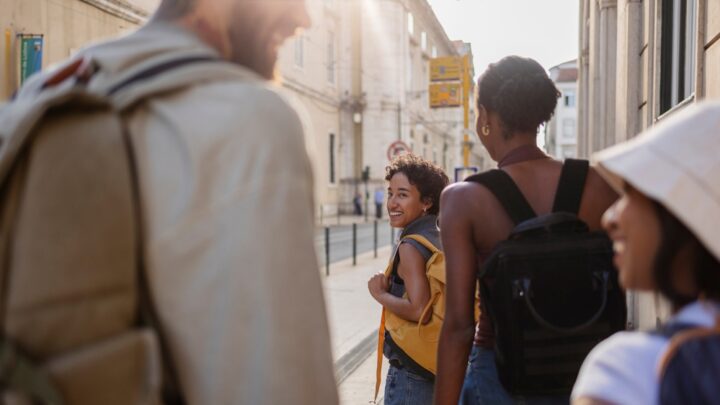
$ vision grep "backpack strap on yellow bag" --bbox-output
[374,309,386,403]
[402,234,439,256]
[373,234,439,402]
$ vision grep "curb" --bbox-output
[334,329,378,384]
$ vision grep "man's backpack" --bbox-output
[657,316,720,405]
[466,159,627,396]
[0,53,237,404]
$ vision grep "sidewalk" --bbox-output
[320,245,394,404]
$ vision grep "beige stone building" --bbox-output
[275,0,351,219]
[545,59,579,159]
[355,0,478,199]
[1,0,471,218]
[0,0,152,99]
[578,0,720,329]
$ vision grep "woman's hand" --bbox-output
[368,272,389,301]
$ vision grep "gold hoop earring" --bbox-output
[482,125,490,137]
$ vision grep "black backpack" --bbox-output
[466,159,627,396]
[657,318,720,405]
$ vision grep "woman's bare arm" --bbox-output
[434,184,480,405]
[368,243,431,323]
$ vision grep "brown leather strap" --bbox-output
[120,119,185,405]
[657,316,720,378]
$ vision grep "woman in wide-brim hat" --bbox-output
[572,101,720,405]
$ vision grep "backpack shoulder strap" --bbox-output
[391,235,433,277]
[107,55,218,96]
[657,318,720,377]
[402,234,438,256]
[466,170,536,225]
[552,159,589,214]
[103,53,253,111]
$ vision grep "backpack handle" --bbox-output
[521,271,609,334]
[510,212,589,239]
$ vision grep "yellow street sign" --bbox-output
[430,83,462,108]
[430,57,462,82]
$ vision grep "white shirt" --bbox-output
[571,300,719,404]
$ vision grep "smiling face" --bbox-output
[228,0,311,79]
[602,185,661,291]
[387,172,430,229]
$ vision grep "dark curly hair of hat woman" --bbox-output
[477,55,560,138]
[385,154,449,216]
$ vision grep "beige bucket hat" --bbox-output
[593,100,720,262]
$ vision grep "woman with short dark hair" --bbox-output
[368,154,449,405]
[434,56,618,404]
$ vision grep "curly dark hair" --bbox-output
[385,154,449,216]
[477,55,560,138]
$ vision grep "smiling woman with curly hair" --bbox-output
[368,154,449,405]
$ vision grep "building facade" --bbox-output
[276,0,351,219]
[1,0,471,219]
[578,0,720,329]
[545,59,579,159]
[0,0,149,99]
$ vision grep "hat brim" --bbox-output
[594,137,720,263]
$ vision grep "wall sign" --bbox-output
[18,34,43,84]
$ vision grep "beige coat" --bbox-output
[32,23,338,404]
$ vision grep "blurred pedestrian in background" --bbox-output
[354,192,363,216]
[375,187,385,219]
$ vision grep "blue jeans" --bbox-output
[460,347,569,405]
[384,365,434,405]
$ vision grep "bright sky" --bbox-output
[427,0,580,78]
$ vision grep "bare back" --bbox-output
[469,158,617,259]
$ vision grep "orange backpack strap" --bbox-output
[402,234,439,255]
[374,309,386,402]
[658,316,720,377]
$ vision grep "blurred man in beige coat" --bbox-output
[131,0,338,403]
[0,0,338,401]
[27,0,336,403]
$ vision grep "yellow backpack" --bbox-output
[373,234,446,399]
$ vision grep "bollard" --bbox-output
[325,227,330,276]
[374,220,378,258]
[352,223,357,266]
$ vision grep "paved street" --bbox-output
[316,219,397,266]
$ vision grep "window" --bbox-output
[421,32,427,51]
[327,30,335,84]
[294,35,304,67]
[660,0,697,113]
[408,12,414,35]
[562,118,576,139]
[563,91,576,107]
[329,133,336,184]
[432,46,438,58]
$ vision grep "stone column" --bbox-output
[615,0,644,145]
